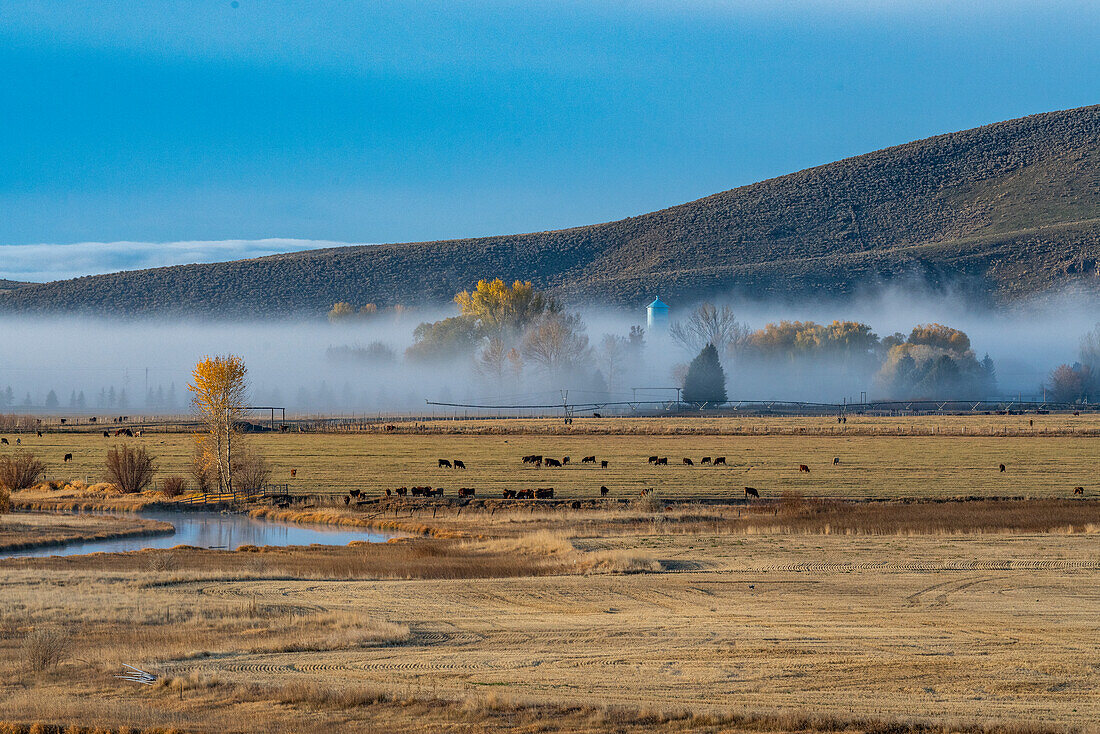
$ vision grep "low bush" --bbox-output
[161,476,188,497]
[0,451,46,492]
[104,445,155,493]
[22,628,69,672]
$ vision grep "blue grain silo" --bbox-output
[646,296,669,332]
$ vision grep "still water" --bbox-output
[3,510,397,558]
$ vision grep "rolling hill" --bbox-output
[3,104,1099,317]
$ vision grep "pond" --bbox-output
[2,510,399,558]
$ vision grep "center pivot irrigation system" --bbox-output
[426,392,1095,422]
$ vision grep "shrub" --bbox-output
[104,445,156,493]
[0,485,9,517]
[161,476,188,497]
[23,628,69,672]
[233,451,271,492]
[0,451,47,492]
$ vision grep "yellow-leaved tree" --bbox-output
[188,355,249,493]
[454,279,558,336]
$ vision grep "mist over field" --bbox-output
[1,285,1097,415]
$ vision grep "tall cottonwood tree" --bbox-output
[188,355,249,493]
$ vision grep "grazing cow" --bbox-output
[385,488,392,496]
[744,486,760,499]
[1074,486,1084,495]
[999,464,1006,472]
[503,489,517,499]
[458,488,476,497]
[522,455,537,464]
[701,457,712,465]
[438,459,452,469]
[395,487,408,496]
[350,489,361,499]
[798,464,810,473]
[655,457,668,465]
[648,455,659,464]
[64,453,73,462]
[535,488,554,499]
[600,460,608,468]
[517,489,535,499]
[683,458,694,466]
[592,412,602,418]
[582,456,596,464]
[833,457,840,465]
[600,485,609,496]
[453,460,466,469]
[562,456,570,465]
[60,418,66,425]
[714,457,726,466]
[0,438,6,445]
[103,431,109,438]
[544,458,562,467]
[410,487,425,497]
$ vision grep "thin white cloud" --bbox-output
[0,239,363,283]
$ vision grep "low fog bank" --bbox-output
[0,286,1098,416]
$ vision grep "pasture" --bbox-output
[9,421,1100,501]
[3,416,1099,732]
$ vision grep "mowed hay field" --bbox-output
[12,424,1100,501]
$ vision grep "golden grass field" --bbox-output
[8,418,1100,501]
[1,417,1098,733]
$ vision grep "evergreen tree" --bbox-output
[69,390,77,408]
[77,391,86,409]
[45,390,59,408]
[682,343,727,404]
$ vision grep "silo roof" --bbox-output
[647,297,669,310]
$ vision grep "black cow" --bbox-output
[64,453,73,462]
[999,464,1006,472]
[0,438,7,445]
[36,431,42,437]
[503,489,517,498]
[544,458,562,467]
[344,495,351,505]
[648,455,658,464]
[833,457,840,465]
[459,488,476,497]
[683,458,694,466]
[517,489,535,499]
[600,460,608,468]
[744,486,760,499]
[438,459,452,469]
[103,431,109,438]
[453,460,466,469]
[1074,486,1085,495]
[798,464,810,473]
[701,457,712,465]
[535,487,554,499]
[714,456,726,466]
[581,456,596,464]
[655,457,668,465]
[395,487,407,496]
[600,485,609,496]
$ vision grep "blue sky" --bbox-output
[2,0,1099,280]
